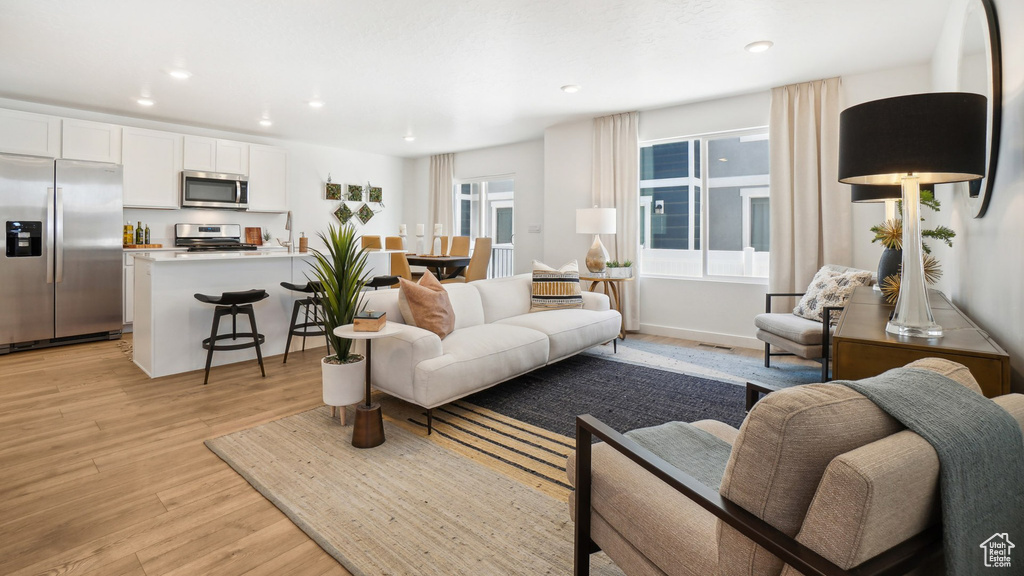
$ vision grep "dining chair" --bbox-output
[387,252,413,287]
[442,237,491,283]
[449,236,471,256]
[385,236,403,250]
[361,235,382,250]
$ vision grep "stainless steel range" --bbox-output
[174,223,258,252]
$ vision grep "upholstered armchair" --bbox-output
[755,265,872,382]
[568,359,1024,576]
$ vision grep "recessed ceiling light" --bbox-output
[718,157,728,162]
[308,100,324,108]
[136,98,155,107]
[560,84,581,93]
[403,135,416,142]
[259,119,273,127]
[167,69,192,80]
[744,40,774,53]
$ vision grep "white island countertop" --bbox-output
[134,250,313,262]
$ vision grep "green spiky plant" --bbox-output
[872,188,956,254]
[307,224,369,363]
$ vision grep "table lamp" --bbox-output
[839,92,986,338]
[576,207,616,274]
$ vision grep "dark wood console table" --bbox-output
[832,286,1009,398]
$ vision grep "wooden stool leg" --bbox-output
[339,406,347,426]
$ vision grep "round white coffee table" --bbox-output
[333,322,403,448]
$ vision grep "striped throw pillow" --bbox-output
[530,260,583,312]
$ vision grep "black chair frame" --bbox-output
[573,414,942,576]
[201,303,266,385]
[763,292,843,382]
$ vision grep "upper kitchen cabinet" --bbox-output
[0,108,61,157]
[122,127,182,209]
[183,136,249,175]
[247,144,288,212]
[61,119,122,163]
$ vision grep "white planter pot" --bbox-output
[606,266,632,278]
[322,355,365,407]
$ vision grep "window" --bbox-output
[453,177,514,278]
[639,129,769,279]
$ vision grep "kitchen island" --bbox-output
[132,250,318,378]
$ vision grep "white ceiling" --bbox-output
[0,0,952,158]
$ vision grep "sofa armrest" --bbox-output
[370,324,444,397]
[582,291,610,311]
[572,415,941,576]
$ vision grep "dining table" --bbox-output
[404,254,472,280]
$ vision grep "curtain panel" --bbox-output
[768,77,850,293]
[592,111,640,331]
[428,153,455,247]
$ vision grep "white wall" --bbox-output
[0,97,408,266]
[541,64,934,349]
[930,0,1024,390]
[401,139,545,274]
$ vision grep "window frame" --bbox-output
[639,126,769,284]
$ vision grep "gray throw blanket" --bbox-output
[625,421,732,490]
[841,367,1024,576]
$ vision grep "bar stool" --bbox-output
[281,281,329,363]
[194,289,269,385]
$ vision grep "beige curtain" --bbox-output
[592,112,640,331]
[768,77,849,293]
[427,153,455,248]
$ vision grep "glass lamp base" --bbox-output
[885,321,943,338]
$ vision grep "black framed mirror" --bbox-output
[958,0,1001,218]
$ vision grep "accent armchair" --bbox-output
[568,358,1024,576]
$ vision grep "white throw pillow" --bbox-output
[792,265,873,323]
[530,260,583,312]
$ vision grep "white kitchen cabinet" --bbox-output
[61,119,122,163]
[183,136,248,175]
[0,108,61,157]
[123,253,135,324]
[247,144,289,212]
[122,127,182,208]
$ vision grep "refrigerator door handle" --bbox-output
[55,187,64,283]
[46,187,55,284]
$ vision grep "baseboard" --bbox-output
[638,323,762,351]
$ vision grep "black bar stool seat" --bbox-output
[281,281,328,363]
[194,289,269,384]
[366,275,399,290]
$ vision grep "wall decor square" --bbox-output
[325,182,342,200]
[369,186,383,203]
[335,204,354,224]
[357,203,374,225]
[347,185,364,202]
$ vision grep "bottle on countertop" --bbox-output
[144,223,151,245]
[125,221,134,246]
[136,221,143,245]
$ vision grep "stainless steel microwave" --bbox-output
[181,170,248,210]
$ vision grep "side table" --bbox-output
[579,274,633,340]
[333,323,403,448]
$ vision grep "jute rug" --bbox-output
[206,406,623,576]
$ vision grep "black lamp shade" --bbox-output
[839,92,987,185]
[850,184,902,203]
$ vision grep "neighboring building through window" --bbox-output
[453,177,514,277]
[639,129,769,279]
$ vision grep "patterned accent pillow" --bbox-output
[530,260,583,312]
[792,265,873,323]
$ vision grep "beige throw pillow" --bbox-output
[397,273,455,339]
[530,259,583,312]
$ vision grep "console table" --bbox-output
[832,286,1009,398]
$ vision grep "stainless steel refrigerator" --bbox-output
[1,153,123,353]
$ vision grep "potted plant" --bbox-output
[605,259,633,278]
[307,223,369,424]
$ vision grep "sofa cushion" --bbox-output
[474,273,532,323]
[754,313,827,345]
[792,265,872,322]
[442,282,485,329]
[398,274,455,339]
[495,308,620,362]
[411,324,549,407]
[530,260,583,312]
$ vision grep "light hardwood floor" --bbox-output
[0,336,351,576]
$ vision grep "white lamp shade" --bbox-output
[576,208,616,235]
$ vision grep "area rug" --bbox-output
[206,407,623,576]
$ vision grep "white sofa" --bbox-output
[361,273,622,432]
